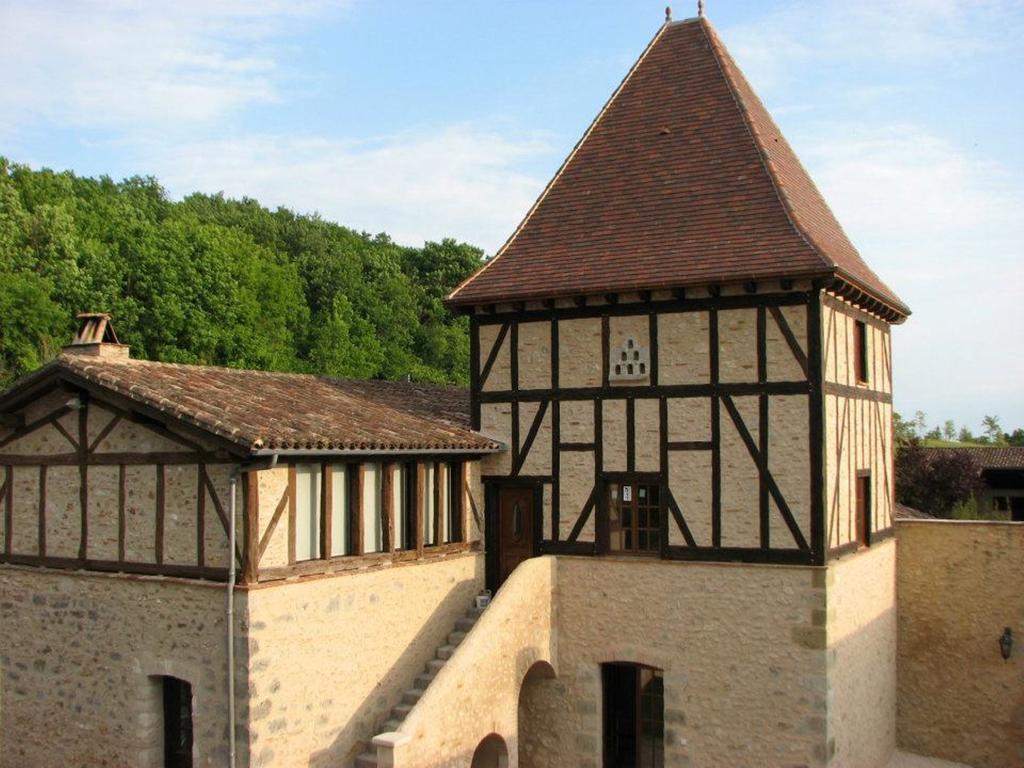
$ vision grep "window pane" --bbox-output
[424,464,436,546]
[393,465,406,550]
[437,464,450,545]
[330,465,348,557]
[362,463,384,553]
[295,464,321,561]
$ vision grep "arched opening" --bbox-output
[518,660,558,768]
[471,733,509,768]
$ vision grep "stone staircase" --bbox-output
[352,601,488,768]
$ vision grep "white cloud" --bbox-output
[152,123,552,253]
[724,0,1021,92]
[0,0,347,133]
[795,123,1024,426]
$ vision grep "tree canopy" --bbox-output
[0,159,484,387]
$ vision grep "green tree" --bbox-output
[942,420,956,441]
[981,415,1005,445]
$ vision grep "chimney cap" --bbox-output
[65,312,130,359]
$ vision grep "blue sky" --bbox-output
[1,0,1022,433]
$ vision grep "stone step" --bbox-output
[448,630,467,646]
[354,752,377,768]
[454,617,477,632]
[426,658,446,675]
[391,702,414,720]
[415,673,435,690]
[436,644,458,661]
[383,718,403,732]
[402,688,426,706]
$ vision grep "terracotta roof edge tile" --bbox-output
[447,20,673,306]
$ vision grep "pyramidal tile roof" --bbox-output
[449,17,909,319]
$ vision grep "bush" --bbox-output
[896,440,985,518]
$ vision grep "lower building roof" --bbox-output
[0,354,502,456]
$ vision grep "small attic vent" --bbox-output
[609,337,650,382]
[65,313,129,359]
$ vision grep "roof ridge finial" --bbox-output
[698,0,705,18]
[665,6,672,22]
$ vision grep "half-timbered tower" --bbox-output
[448,13,909,768]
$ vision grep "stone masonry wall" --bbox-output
[243,552,484,768]
[896,520,1024,768]
[519,557,830,767]
[0,566,238,768]
[826,539,898,768]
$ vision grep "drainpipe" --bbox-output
[227,455,278,768]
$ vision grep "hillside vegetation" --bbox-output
[0,159,483,387]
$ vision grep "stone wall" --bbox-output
[382,555,556,768]
[827,539,898,767]
[243,552,484,768]
[520,557,830,767]
[0,566,237,768]
[896,520,1024,768]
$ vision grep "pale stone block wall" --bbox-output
[557,318,602,389]
[384,556,556,768]
[720,394,761,548]
[601,399,627,473]
[658,311,709,385]
[769,393,812,546]
[896,521,1024,768]
[257,466,290,569]
[827,539,898,767]
[243,552,484,768]
[518,402,551,477]
[520,557,830,767]
[517,321,551,391]
[0,567,236,768]
[479,324,511,392]
[559,451,594,542]
[719,308,758,383]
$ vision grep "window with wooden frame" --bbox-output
[855,471,872,547]
[447,461,464,544]
[602,663,664,768]
[328,464,349,557]
[393,463,417,550]
[294,463,323,561]
[424,463,439,547]
[854,320,869,384]
[607,477,662,554]
[361,462,384,553]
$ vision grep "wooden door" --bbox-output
[498,485,534,585]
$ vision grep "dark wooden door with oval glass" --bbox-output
[498,486,535,585]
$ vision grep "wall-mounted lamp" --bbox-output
[65,396,84,411]
[999,627,1013,661]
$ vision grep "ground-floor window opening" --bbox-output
[161,676,193,768]
[602,663,663,768]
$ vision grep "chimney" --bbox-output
[64,313,130,359]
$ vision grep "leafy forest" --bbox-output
[0,159,483,387]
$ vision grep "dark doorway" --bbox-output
[1011,496,1024,522]
[603,663,664,768]
[497,485,535,586]
[162,677,193,768]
